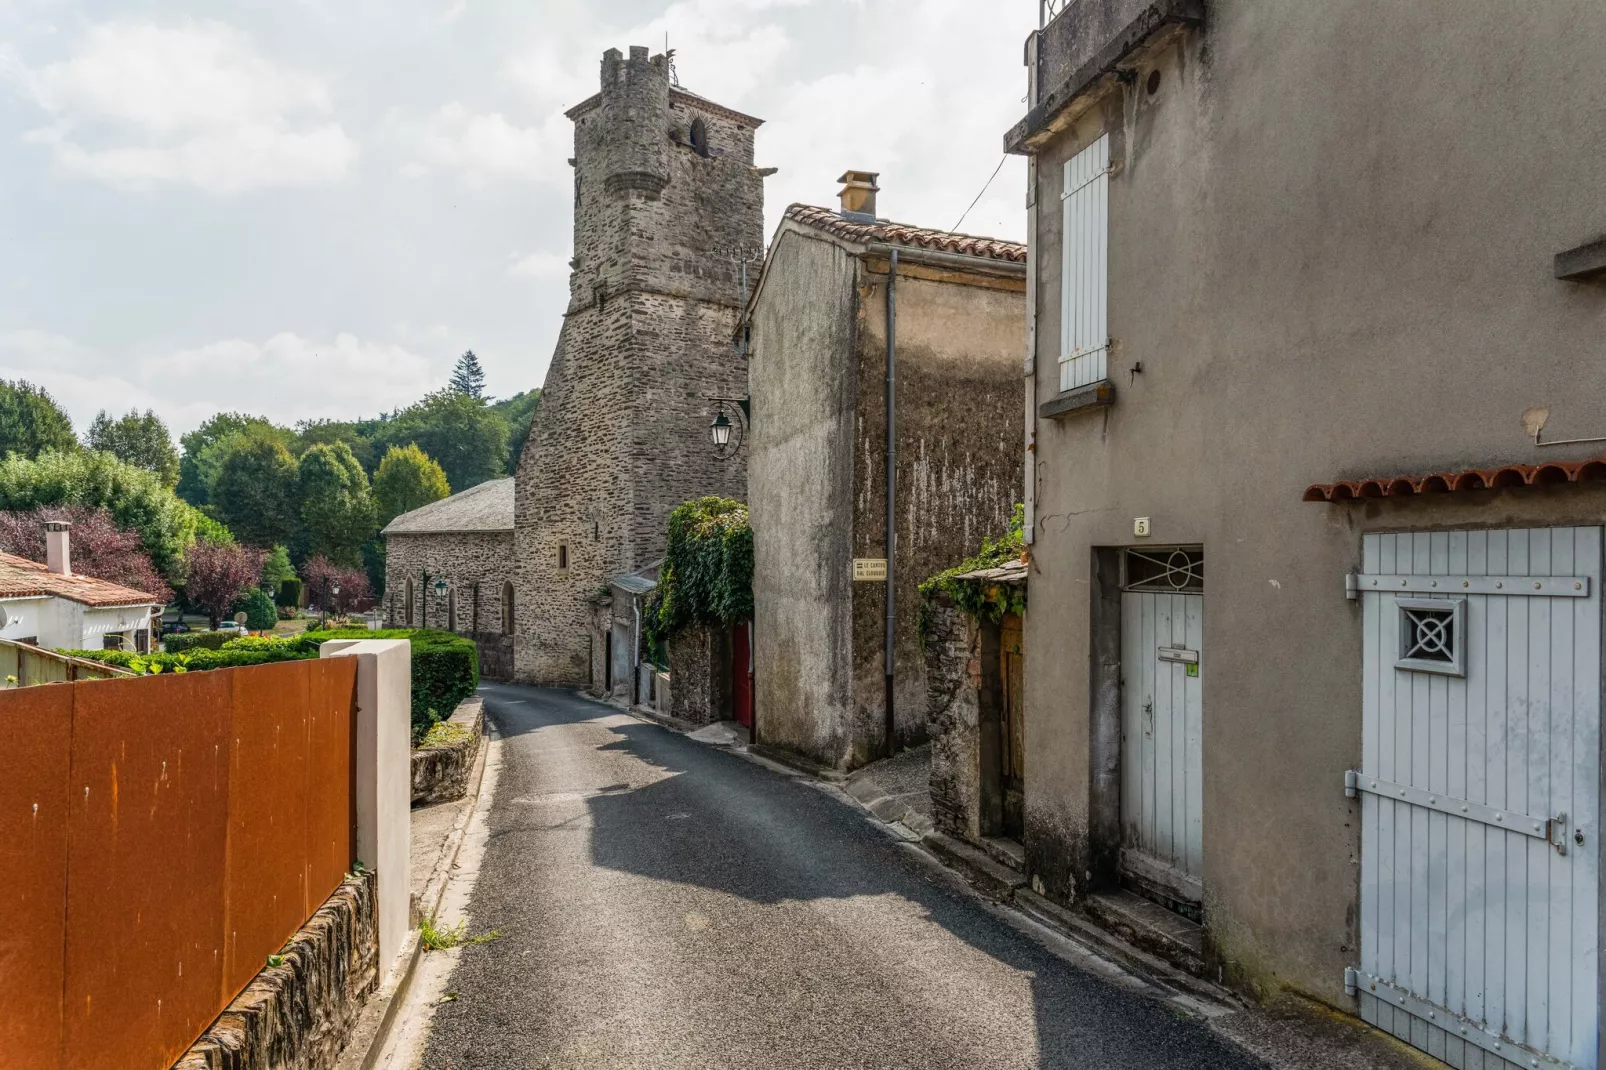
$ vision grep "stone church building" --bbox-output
[385,46,766,686]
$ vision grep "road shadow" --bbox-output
[472,682,1260,1069]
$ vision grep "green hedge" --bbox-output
[299,629,478,740]
[68,627,478,741]
[644,496,752,648]
[163,630,231,653]
[277,578,303,608]
[62,645,303,674]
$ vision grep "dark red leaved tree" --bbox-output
[302,555,374,618]
[185,542,265,629]
[0,505,173,604]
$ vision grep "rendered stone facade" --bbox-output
[513,47,764,685]
[748,202,1026,771]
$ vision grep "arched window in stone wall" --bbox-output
[690,117,709,157]
[501,582,515,635]
[405,579,415,626]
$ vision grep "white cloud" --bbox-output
[0,329,441,435]
[507,251,571,281]
[409,102,570,187]
[21,19,357,194]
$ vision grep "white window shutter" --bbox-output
[1060,134,1109,392]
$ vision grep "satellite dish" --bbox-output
[234,611,248,626]
[0,605,8,629]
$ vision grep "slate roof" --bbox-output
[382,478,516,535]
[783,204,1027,264]
[1303,458,1606,502]
[0,552,162,607]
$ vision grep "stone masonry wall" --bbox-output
[175,871,377,1070]
[923,600,984,844]
[668,623,731,726]
[383,530,515,677]
[513,47,763,686]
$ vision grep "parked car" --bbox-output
[160,621,190,635]
[216,621,246,636]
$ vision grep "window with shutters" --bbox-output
[1060,133,1110,392]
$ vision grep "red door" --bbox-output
[732,621,753,728]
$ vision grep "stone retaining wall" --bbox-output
[411,696,484,805]
[175,870,377,1070]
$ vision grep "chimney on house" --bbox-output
[45,520,71,576]
[837,170,880,223]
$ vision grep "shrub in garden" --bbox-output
[231,587,278,630]
[163,631,231,653]
[644,496,752,648]
[276,577,303,609]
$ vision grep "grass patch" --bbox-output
[420,916,500,952]
[416,721,473,750]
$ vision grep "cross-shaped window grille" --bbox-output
[1395,599,1465,676]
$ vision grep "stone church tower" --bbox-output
[513,47,765,684]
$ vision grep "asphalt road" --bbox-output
[419,683,1266,1070]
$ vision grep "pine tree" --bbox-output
[449,350,487,400]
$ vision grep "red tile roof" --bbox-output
[0,551,162,607]
[783,204,1026,264]
[1303,458,1606,502]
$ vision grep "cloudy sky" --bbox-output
[0,0,1034,436]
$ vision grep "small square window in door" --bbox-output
[1395,598,1465,676]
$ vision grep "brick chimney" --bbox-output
[837,170,880,222]
[45,520,71,576]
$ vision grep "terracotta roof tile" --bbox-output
[1303,458,1606,502]
[0,551,162,607]
[783,204,1026,264]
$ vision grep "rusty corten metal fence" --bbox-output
[0,656,359,1070]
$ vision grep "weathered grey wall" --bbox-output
[924,599,985,844]
[1023,1,1606,1006]
[513,47,762,686]
[849,261,1025,768]
[749,231,858,760]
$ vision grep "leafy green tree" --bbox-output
[373,444,451,527]
[261,544,297,588]
[490,389,541,473]
[299,442,377,567]
[211,436,301,548]
[0,448,207,583]
[449,350,487,399]
[374,389,507,493]
[0,380,77,460]
[294,418,379,472]
[85,408,180,486]
[176,413,292,506]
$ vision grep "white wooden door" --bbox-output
[1121,589,1204,896]
[1355,528,1600,1070]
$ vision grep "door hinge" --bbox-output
[1344,573,1360,600]
[1343,768,1359,797]
[1548,811,1570,856]
[1343,966,1360,997]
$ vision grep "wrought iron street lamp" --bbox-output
[704,395,750,456]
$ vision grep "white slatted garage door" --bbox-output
[1354,528,1600,1070]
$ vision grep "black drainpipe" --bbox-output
[884,248,898,759]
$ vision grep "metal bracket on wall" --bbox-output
[1349,574,1589,598]
[1343,770,1566,849]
